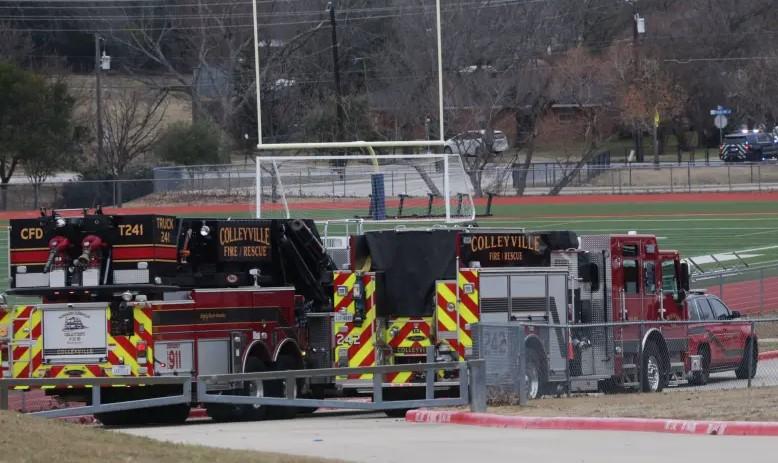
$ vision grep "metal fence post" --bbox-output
[469,359,487,413]
[372,370,383,404]
[518,328,528,406]
[0,384,7,411]
[748,321,755,389]
[759,268,765,316]
[719,274,724,298]
[425,346,435,400]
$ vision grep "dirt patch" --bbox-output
[0,410,341,463]
[482,387,778,422]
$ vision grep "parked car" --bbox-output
[719,131,778,162]
[443,130,509,156]
[684,292,757,385]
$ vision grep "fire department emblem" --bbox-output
[63,316,87,332]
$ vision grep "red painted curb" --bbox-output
[759,350,778,361]
[189,407,208,419]
[406,410,778,436]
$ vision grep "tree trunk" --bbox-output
[402,160,442,197]
[1,183,8,211]
[514,142,536,196]
[548,148,596,196]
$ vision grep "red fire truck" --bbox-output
[0,212,758,424]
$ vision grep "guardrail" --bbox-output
[0,376,191,418]
[0,358,487,419]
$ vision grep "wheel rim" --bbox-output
[646,355,660,391]
[526,363,540,399]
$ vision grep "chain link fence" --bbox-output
[473,318,778,406]
[2,160,778,211]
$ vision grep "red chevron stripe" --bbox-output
[113,335,137,359]
[30,350,42,373]
[134,319,153,346]
[86,364,103,377]
[49,365,64,377]
[460,270,478,285]
[13,345,28,361]
[460,292,479,315]
[388,323,415,348]
[348,325,374,358]
[334,272,351,286]
[30,320,41,339]
[335,293,353,311]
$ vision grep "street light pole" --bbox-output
[328,1,345,145]
[94,34,104,172]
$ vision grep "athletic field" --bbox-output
[3,191,778,270]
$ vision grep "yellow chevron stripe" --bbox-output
[391,372,413,384]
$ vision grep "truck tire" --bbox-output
[526,347,546,400]
[94,388,145,426]
[735,339,758,380]
[641,342,665,393]
[147,404,192,425]
[690,345,710,386]
[205,356,268,422]
[266,355,298,420]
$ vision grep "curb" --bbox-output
[759,350,778,361]
[406,409,778,436]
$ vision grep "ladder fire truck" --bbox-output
[0,210,720,424]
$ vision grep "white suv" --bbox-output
[443,130,509,156]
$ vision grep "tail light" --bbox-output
[136,340,148,365]
[745,143,751,151]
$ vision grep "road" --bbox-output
[673,357,778,392]
[120,411,778,463]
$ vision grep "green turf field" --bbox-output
[2,196,777,296]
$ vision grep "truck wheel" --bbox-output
[266,355,299,420]
[690,345,710,386]
[526,348,546,400]
[147,404,192,425]
[735,339,758,380]
[641,342,665,393]
[205,356,268,422]
[94,388,145,426]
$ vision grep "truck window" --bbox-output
[709,298,730,320]
[695,298,714,320]
[623,259,639,294]
[687,302,700,320]
[661,260,678,295]
[643,261,656,293]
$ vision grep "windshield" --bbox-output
[724,135,747,144]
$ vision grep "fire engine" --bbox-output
[0,211,756,424]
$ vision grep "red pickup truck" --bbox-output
[685,293,758,385]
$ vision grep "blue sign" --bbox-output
[710,105,732,116]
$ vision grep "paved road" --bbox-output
[120,412,778,463]
[673,358,778,392]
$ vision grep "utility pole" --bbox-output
[328,1,345,145]
[631,3,641,163]
[94,34,105,172]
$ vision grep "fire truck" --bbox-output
[0,211,338,424]
[0,211,750,424]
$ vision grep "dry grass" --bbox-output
[0,411,341,463]
[483,387,778,422]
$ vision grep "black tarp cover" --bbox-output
[364,230,458,317]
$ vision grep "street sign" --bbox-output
[710,105,732,116]
[714,115,728,129]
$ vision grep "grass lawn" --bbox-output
[480,386,778,422]
[0,411,339,463]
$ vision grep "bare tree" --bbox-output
[102,87,168,179]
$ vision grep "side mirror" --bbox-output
[680,262,690,291]
[730,310,742,319]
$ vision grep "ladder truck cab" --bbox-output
[332,229,695,400]
[0,210,335,425]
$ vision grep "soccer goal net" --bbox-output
[254,153,475,224]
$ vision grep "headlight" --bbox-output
[200,225,211,237]
[121,291,133,302]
